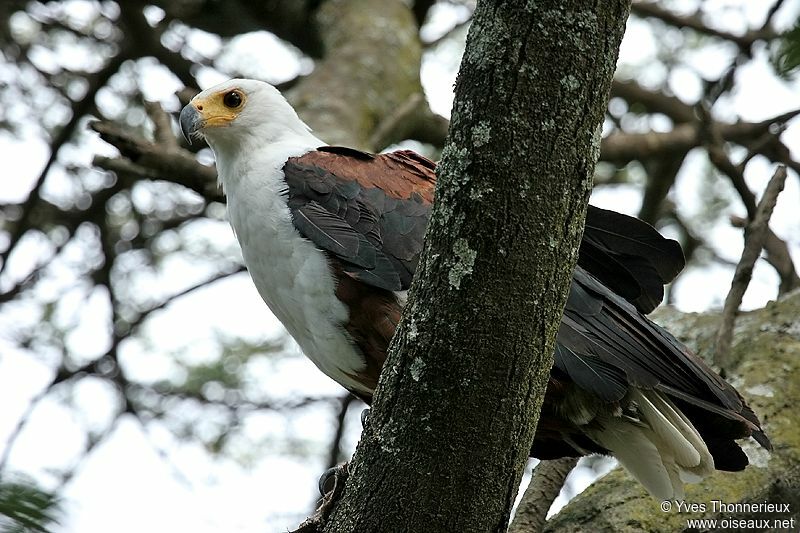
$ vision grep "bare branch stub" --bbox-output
[714,165,788,370]
[144,100,179,149]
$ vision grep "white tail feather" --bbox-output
[633,390,701,467]
[587,390,715,500]
[644,391,715,481]
[588,419,675,500]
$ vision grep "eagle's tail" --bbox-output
[586,389,715,500]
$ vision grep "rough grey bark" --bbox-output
[541,292,800,532]
[324,1,630,531]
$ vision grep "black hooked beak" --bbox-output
[179,104,202,145]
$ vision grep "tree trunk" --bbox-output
[287,0,423,149]
[541,292,800,532]
[324,1,630,531]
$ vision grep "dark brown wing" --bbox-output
[283,146,434,292]
[282,147,435,394]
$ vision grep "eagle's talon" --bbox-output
[360,407,370,428]
[294,463,349,533]
[318,466,338,496]
[317,462,349,496]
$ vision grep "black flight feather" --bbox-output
[582,206,684,313]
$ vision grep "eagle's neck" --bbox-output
[208,129,322,192]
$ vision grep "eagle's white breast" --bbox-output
[217,140,370,393]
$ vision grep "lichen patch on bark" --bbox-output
[448,238,477,289]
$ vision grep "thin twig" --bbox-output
[714,166,788,370]
[50,266,245,388]
[0,264,249,468]
[124,265,246,333]
[0,387,52,472]
[508,457,578,533]
[730,216,800,296]
[325,394,355,470]
[139,386,338,413]
[701,104,758,218]
[760,0,788,32]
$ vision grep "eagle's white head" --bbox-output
[179,78,319,155]
[179,78,323,189]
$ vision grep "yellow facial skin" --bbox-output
[192,88,246,128]
[180,88,246,143]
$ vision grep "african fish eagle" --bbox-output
[179,78,769,501]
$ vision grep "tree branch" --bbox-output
[638,153,687,224]
[701,110,799,299]
[325,395,356,471]
[0,51,129,275]
[714,165,787,370]
[119,5,198,88]
[285,0,423,149]
[510,458,579,533]
[146,0,324,58]
[610,79,695,124]
[599,109,800,164]
[367,93,449,150]
[90,121,220,200]
[630,2,777,51]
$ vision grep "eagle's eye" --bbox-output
[223,90,243,109]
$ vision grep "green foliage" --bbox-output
[178,334,285,397]
[0,479,61,533]
[772,19,800,78]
